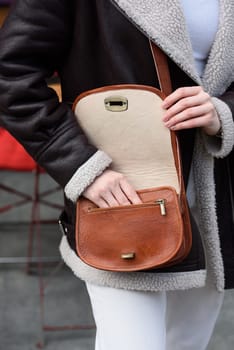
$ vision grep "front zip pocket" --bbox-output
[87,199,167,216]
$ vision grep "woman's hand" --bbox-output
[162,86,221,136]
[82,169,142,208]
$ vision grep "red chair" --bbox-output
[0,128,63,270]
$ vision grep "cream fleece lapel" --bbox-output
[202,0,234,96]
[111,0,202,84]
[111,0,234,96]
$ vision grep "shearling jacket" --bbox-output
[0,0,234,291]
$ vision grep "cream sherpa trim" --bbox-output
[201,97,234,158]
[111,0,201,85]
[193,134,225,292]
[202,0,234,96]
[59,235,206,292]
[111,0,234,96]
[64,150,112,202]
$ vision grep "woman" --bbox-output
[0,0,233,349]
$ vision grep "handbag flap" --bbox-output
[73,85,180,192]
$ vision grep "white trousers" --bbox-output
[86,283,224,350]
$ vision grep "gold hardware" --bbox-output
[104,96,128,112]
[121,252,135,260]
[155,199,166,216]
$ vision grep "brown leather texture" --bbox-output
[73,84,166,110]
[150,41,172,97]
[76,187,191,272]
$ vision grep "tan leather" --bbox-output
[49,83,62,101]
[149,41,172,97]
[76,187,185,271]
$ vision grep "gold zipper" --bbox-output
[155,199,166,216]
[87,199,167,216]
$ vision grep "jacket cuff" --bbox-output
[201,97,234,158]
[64,150,112,202]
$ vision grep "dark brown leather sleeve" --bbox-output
[0,0,97,187]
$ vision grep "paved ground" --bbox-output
[0,171,234,349]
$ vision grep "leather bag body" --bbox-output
[73,83,192,271]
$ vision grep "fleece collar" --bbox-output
[111,0,234,96]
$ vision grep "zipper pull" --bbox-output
[155,199,166,216]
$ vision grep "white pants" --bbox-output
[86,283,224,350]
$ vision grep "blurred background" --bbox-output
[0,1,233,349]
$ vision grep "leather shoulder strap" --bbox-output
[149,41,172,96]
[150,41,188,206]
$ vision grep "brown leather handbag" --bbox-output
[73,42,192,272]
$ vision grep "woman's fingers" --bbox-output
[162,93,208,122]
[166,114,214,131]
[101,191,121,207]
[164,104,212,129]
[93,198,110,208]
[162,86,221,135]
[82,170,142,207]
[119,177,142,205]
[162,86,204,109]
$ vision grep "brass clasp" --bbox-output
[104,96,128,112]
[121,252,135,260]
